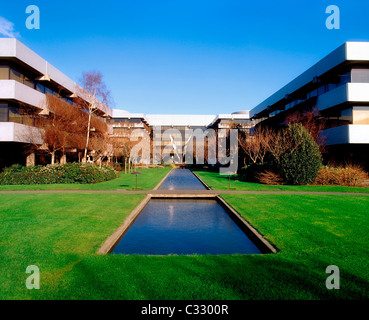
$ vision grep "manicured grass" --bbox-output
[194,170,369,193]
[0,168,171,191]
[1,192,368,299]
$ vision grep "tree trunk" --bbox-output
[124,158,127,174]
[51,151,55,165]
[83,106,92,163]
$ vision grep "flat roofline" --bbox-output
[250,41,369,118]
[0,38,112,116]
[111,111,251,127]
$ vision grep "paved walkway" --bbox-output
[0,189,368,196]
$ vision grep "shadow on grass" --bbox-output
[46,253,369,300]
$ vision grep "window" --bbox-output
[351,69,369,83]
[24,77,35,89]
[308,89,318,98]
[340,108,353,124]
[9,68,24,83]
[318,85,326,96]
[45,87,54,95]
[35,82,45,93]
[0,104,8,122]
[62,97,73,105]
[0,66,9,80]
[339,72,351,85]
[327,83,338,91]
[8,106,23,124]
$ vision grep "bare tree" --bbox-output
[265,128,301,164]
[89,133,111,168]
[238,125,302,167]
[27,94,86,165]
[121,138,136,174]
[239,127,270,165]
[77,71,111,163]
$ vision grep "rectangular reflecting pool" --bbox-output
[111,199,262,255]
[159,169,207,190]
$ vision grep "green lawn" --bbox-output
[193,170,369,193]
[1,192,368,299]
[0,168,171,191]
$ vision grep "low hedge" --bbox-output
[313,165,368,187]
[0,163,117,185]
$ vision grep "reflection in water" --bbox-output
[112,199,262,255]
[168,205,174,226]
[159,169,206,190]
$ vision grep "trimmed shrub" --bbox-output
[277,123,322,185]
[313,165,368,187]
[0,163,117,185]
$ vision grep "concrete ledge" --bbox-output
[97,194,152,254]
[216,196,277,254]
[150,194,217,199]
[191,171,211,190]
[97,192,277,255]
[153,168,173,190]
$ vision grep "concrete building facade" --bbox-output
[250,42,369,167]
[0,39,253,168]
[2,39,368,169]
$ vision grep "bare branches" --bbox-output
[77,71,112,163]
[23,95,86,164]
[265,128,301,163]
[239,127,271,165]
[239,126,301,166]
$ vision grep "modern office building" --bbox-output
[0,38,253,168]
[0,38,111,168]
[2,38,368,169]
[110,112,252,164]
[250,42,369,166]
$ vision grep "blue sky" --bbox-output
[1,0,369,114]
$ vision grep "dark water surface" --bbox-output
[158,169,207,190]
[112,199,262,255]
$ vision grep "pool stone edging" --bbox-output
[97,168,174,254]
[153,168,174,190]
[97,168,278,255]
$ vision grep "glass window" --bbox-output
[21,112,34,126]
[0,66,9,80]
[24,77,35,89]
[339,71,351,85]
[328,83,338,91]
[9,68,24,83]
[8,106,23,124]
[309,89,317,98]
[318,85,326,96]
[45,87,54,95]
[0,104,8,122]
[351,69,369,83]
[340,108,353,123]
[35,82,45,93]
